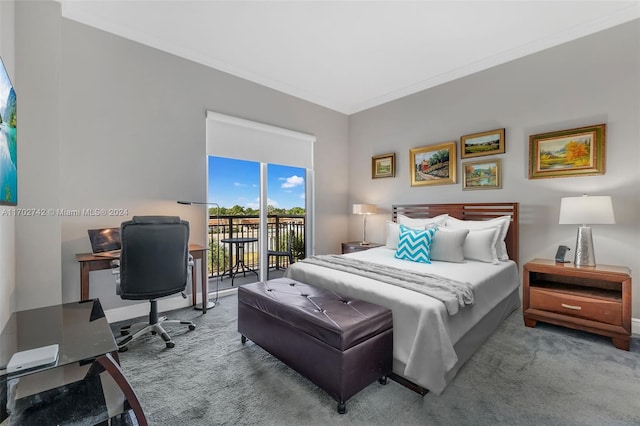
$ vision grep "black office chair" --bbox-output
[111,216,196,352]
[267,228,295,279]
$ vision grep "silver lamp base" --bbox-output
[194,277,220,311]
[574,226,596,267]
[194,300,216,310]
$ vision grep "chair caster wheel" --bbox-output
[118,346,128,353]
[378,376,388,385]
[189,324,196,331]
[337,402,346,414]
[151,331,157,335]
[166,342,175,349]
[120,330,129,336]
[241,335,247,345]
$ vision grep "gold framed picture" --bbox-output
[463,158,502,190]
[529,123,606,179]
[410,141,457,187]
[372,153,395,179]
[460,128,505,159]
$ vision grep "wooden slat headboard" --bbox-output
[392,202,519,265]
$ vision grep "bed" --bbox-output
[284,202,521,395]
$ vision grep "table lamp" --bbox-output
[559,195,615,267]
[177,200,220,310]
[352,203,377,245]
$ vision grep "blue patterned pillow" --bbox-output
[394,224,437,263]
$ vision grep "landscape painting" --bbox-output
[372,153,395,179]
[463,159,501,190]
[410,141,457,186]
[529,124,606,179]
[0,57,16,205]
[461,128,505,158]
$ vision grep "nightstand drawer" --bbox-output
[530,288,622,326]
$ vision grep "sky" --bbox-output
[207,156,306,210]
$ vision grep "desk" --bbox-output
[0,299,147,425]
[76,243,210,313]
[221,237,259,285]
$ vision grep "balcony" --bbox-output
[206,214,305,290]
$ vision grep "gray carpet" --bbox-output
[112,294,640,425]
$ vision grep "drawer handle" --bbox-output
[561,303,582,310]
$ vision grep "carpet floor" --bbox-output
[112,294,640,426]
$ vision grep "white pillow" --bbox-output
[462,226,501,264]
[446,215,511,261]
[430,227,469,263]
[385,221,401,249]
[398,213,448,228]
[385,221,427,249]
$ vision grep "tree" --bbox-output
[228,205,246,215]
[565,141,589,162]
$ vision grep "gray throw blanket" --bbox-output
[299,255,474,315]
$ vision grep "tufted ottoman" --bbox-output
[238,278,393,414]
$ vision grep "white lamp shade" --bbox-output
[353,204,377,215]
[559,195,615,225]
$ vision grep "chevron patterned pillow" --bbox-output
[394,224,437,263]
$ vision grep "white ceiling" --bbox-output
[58,1,639,115]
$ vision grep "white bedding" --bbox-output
[284,246,520,395]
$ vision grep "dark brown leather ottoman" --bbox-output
[238,278,393,414]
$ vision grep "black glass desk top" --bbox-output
[0,299,146,425]
[0,299,117,379]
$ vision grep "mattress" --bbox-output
[284,246,520,395]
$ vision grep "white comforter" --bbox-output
[284,247,520,395]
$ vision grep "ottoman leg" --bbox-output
[337,401,346,414]
[241,335,247,345]
[378,375,388,385]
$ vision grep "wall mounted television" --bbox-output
[0,56,16,206]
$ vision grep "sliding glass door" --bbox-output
[205,111,315,285]
[207,156,306,283]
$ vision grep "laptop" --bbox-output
[7,344,59,373]
[87,227,121,257]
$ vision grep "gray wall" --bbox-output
[14,1,349,312]
[348,20,640,318]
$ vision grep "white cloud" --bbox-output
[246,197,279,209]
[233,182,248,187]
[280,175,304,189]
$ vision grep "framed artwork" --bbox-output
[463,158,501,190]
[460,128,505,159]
[372,153,395,179]
[410,141,457,187]
[528,123,606,179]
[0,57,17,205]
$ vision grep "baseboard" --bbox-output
[104,288,238,323]
[632,317,640,335]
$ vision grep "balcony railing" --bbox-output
[207,214,305,278]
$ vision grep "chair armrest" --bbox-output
[110,259,121,294]
[186,254,194,286]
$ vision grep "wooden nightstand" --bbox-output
[523,258,632,350]
[341,241,384,254]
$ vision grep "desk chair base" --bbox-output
[117,300,196,352]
